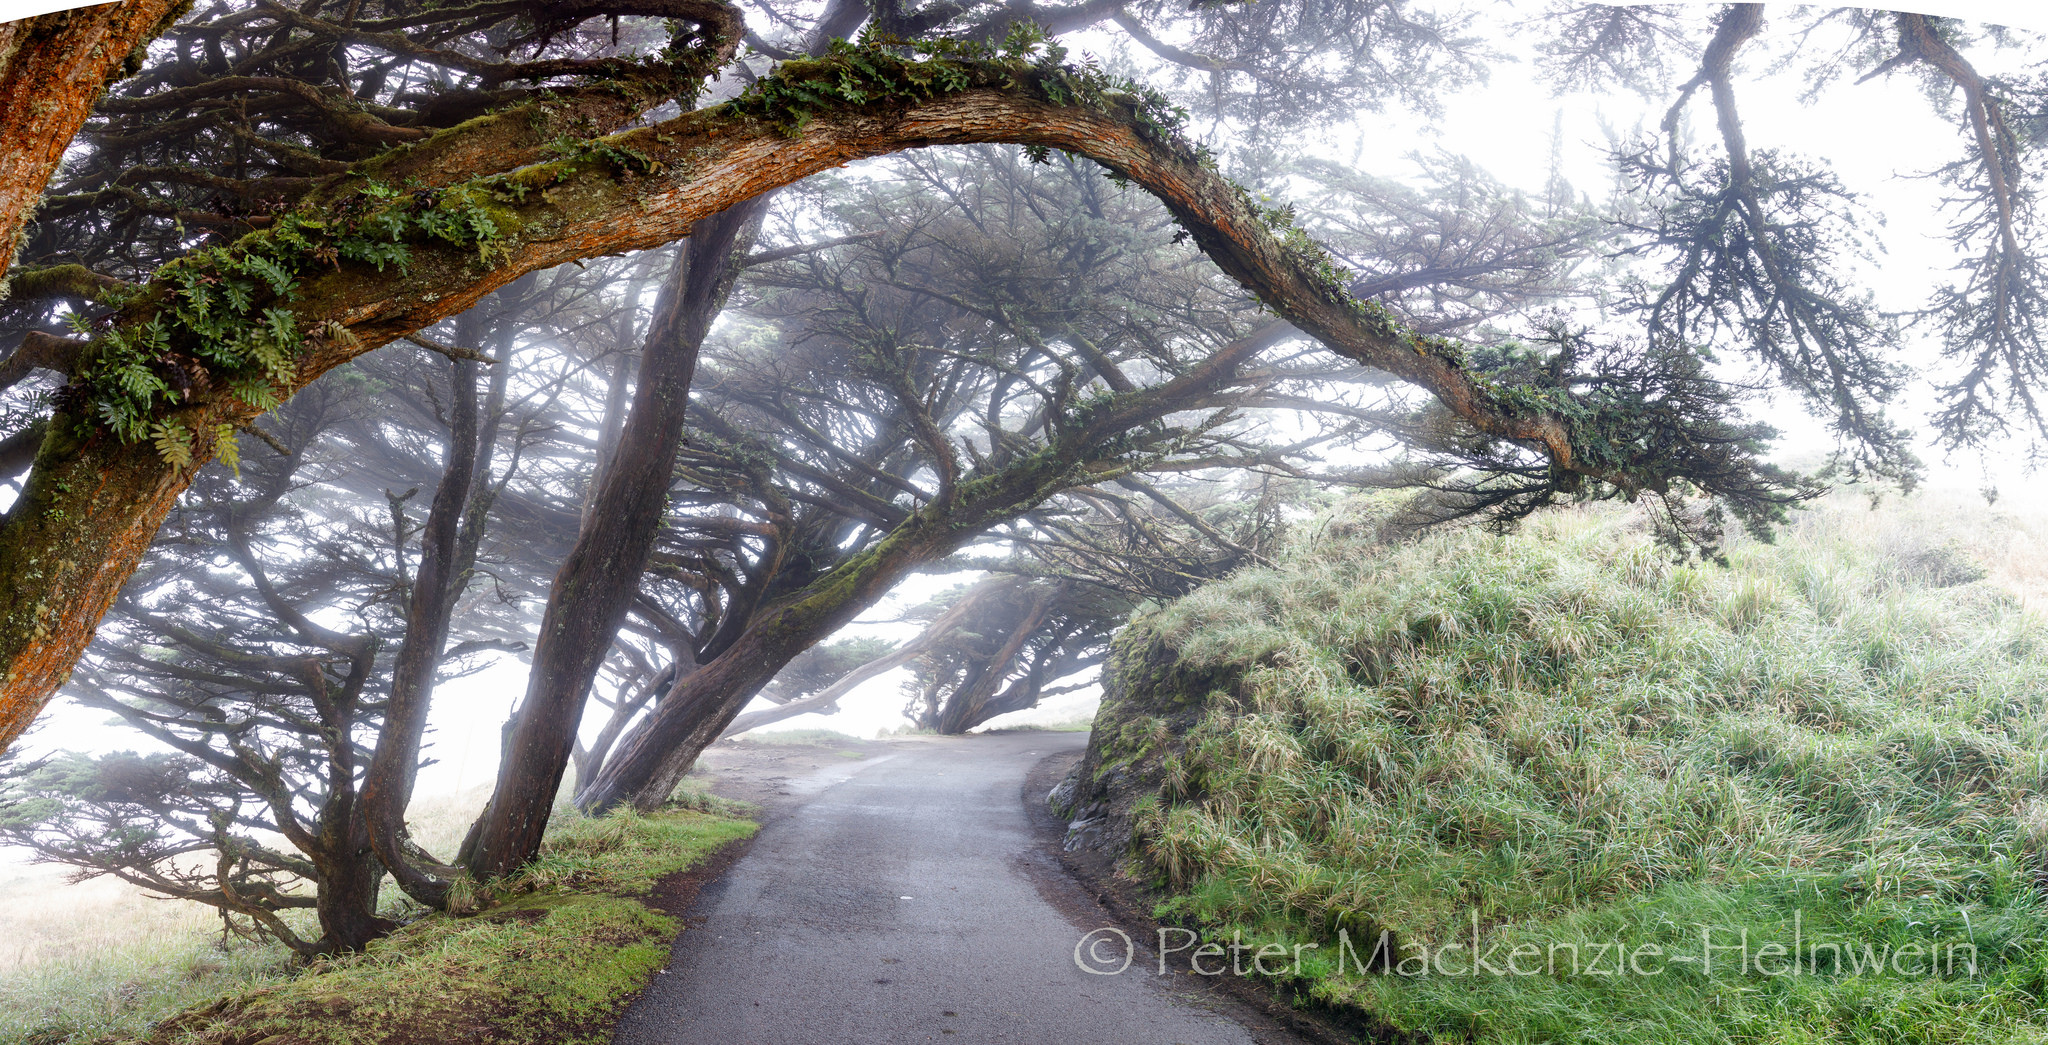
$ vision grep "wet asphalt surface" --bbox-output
[612,732,1301,1045]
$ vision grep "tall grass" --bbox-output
[0,788,493,1043]
[1137,493,2048,1043]
[0,862,292,1043]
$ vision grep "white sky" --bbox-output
[1601,1,2048,31]
[19,0,2048,804]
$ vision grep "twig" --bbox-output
[406,334,501,365]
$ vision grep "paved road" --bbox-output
[614,732,1297,1045]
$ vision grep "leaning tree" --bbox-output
[1,1,2039,881]
[0,292,548,952]
[0,0,1792,747]
[544,144,1521,821]
[720,471,1302,739]
[0,260,661,945]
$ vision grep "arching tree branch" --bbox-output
[0,47,1796,754]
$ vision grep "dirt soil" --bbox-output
[683,734,899,816]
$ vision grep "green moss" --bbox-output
[71,180,509,458]
[718,26,1194,148]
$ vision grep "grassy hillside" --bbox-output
[1089,494,2048,1044]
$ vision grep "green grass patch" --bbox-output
[726,728,869,748]
[877,724,940,737]
[1123,496,2048,1044]
[0,918,292,1045]
[666,778,760,819]
[985,717,1097,733]
[0,787,488,1044]
[50,807,756,1045]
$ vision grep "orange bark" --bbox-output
[0,0,187,276]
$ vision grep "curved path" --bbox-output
[613,731,1306,1045]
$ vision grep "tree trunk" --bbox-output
[576,513,978,813]
[488,6,867,841]
[934,583,1058,734]
[956,665,1052,733]
[458,204,757,879]
[0,0,186,277]
[359,313,486,909]
[312,832,397,954]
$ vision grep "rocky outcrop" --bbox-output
[1051,618,1245,859]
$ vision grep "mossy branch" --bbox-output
[0,32,1805,749]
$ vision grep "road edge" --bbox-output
[1020,745,1402,1045]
